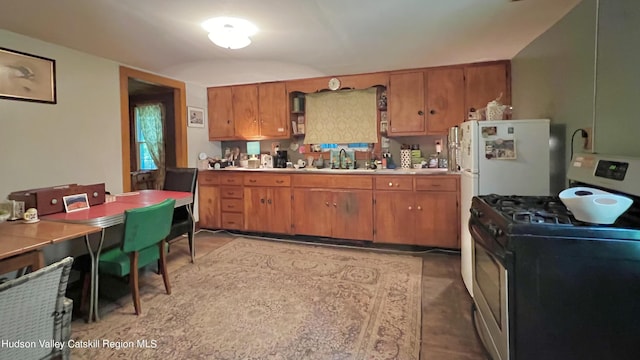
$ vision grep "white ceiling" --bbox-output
[0,0,581,86]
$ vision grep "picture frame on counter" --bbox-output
[187,106,205,128]
[0,47,57,104]
[63,193,90,213]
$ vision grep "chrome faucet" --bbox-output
[339,149,347,169]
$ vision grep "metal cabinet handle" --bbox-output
[417,206,422,210]
[333,203,337,207]
[325,202,330,206]
[268,199,272,205]
[93,192,99,197]
[249,179,257,183]
[260,198,265,204]
[418,110,424,116]
[51,199,58,205]
[276,180,284,184]
[388,182,393,187]
[408,206,413,211]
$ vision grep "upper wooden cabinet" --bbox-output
[257,82,288,138]
[387,71,426,136]
[208,82,289,140]
[464,61,510,116]
[207,86,235,140]
[426,68,465,134]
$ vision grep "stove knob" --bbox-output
[470,208,483,217]
[488,225,503,237]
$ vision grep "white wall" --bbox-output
[1,30,122,198]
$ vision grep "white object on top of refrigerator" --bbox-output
[459,119,551,296]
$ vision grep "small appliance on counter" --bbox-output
[261,154,273,168]
[274,150,288,168]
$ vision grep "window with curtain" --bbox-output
[134,103,165,173]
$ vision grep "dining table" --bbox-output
[42,189,193,322]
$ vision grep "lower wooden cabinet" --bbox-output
[198,172,220,229]
[198,170,459,248]
[244,187,291,234]
[374,176,459,248]
[292,189,373,241]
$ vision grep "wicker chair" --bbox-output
[0,257,74,360]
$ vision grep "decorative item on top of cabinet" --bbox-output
[387,71,426,136]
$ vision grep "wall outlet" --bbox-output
[583,127,593,151]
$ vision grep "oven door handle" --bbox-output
[469,219,509,265]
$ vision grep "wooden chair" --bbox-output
[163,167,198,262]
[0,257,74,360]
[82,198,175,315]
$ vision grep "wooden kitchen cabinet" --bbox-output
[207,87,235,140]
[464,61,511,116]
[198,171,221,229]
[374,175,459,248]
[258,82,289,138]
[387,71,426,136]
[232,84,259,138]
[426,67,465,134]
[244,173,291,234]
[292,174,373,241]
[219,173,244,230]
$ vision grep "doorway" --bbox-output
[119,66,188,192]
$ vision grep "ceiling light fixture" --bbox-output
[201,17,258,50]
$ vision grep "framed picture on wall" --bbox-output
[0,47,57,104]
[187,106,205,128]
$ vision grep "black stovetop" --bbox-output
[473,194,640,240]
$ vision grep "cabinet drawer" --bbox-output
[375,176,413,191]
[332,175,373,189]
[294,174,373,189]
[221,212,243,230]
[244,174,291,187]
[221,199,243,212]
[220,173,243,186]
[415,177,457,192]
[220,187,243,199]
[199,172,219,185]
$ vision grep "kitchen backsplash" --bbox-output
[220,134,447,168]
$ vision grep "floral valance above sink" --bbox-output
[303,87,378,144]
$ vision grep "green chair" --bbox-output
[89,198,175,315]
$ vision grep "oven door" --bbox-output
[470,220,509,360]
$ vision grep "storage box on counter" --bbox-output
[8,183,106,215]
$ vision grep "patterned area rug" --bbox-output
[71,237,423,359]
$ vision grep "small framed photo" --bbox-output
[0,47,56,104]
[63,193,90,212]
[187,106,205,128]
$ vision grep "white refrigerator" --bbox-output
[459,119,551,296]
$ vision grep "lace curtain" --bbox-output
[136,103,165,188]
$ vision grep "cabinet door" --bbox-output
[388,71,426,135]
[267,187,292,234]
[207,86,235,140]
[232,84,259,139]
[426,68,465,134]
[414,192,459,249]
[198,185,220,229]
[373,191,415,244]
[244,187,269,232]
[292,189,332,237]
[332,190,373,241]
[464,62,510,116]
[258,82,289,138]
